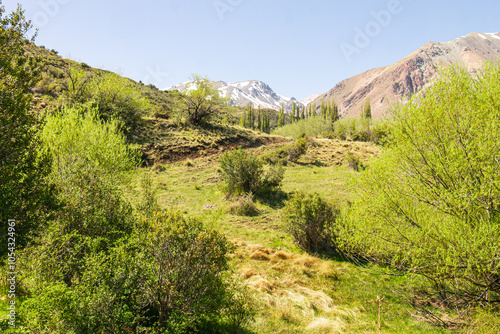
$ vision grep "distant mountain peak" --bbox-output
[166,79,301,111]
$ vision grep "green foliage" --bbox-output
[273,114,388,143]
[133,210,252,332]
[178,74,227,126]
[361,97,372,119]
[464,307,500,333]
[219,147,284,198]
[42,106,139,177]
[219,148,263,196]
[273,115,329,139]
[340,63,500,307]
[0,3,56,257]
[137,172,161,216]
[282,192,340,253]
[61,68,155,131]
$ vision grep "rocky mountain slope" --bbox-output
[314,32,500,118]
[167,80,301,111]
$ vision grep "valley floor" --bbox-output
[124,138,452,334]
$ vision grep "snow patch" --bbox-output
[486,33,500,40]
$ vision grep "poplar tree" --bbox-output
[246,103,253,129]
[257,108,262,131]
[363,98,372,119]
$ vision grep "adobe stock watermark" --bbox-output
[6,219,17,328]
[32,0,74,28]
[142,65,170,88]
[213,0,243,21]
[340,0,404,63]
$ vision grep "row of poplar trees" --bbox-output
[239,103,272,133]
[240,98,371,132]
[277,99,341,127]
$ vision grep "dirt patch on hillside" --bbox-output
[141,133,289,166]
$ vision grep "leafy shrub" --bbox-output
[287,137,308,162]
[0,4,57,258]
[41,106,138,239]
[322,130,335,139]
[20,211,253,333]
[133,210,252,332]
[219,147,284,198]
[219,148,263,195]
[137,172,160,216]
[340,63,500,308]
[282,192,340,253]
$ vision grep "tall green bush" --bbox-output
[0,2,56,256]
[282,192,339,253]
[340,63,500,307]
[219,147,284,198]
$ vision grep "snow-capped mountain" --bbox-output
[166,80,301,111]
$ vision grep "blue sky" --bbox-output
[4,0,500,100]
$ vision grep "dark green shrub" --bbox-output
[287,137,308,162]
[219,148,263,196]
[282,192,340,253]
[219,147,284,198]
[0,4,57,258]
[62,69,154,131]
[133,210,252,332]
[322,131,335,139]
[260,164,285,197]
[20,210,253,333]
[371,122,390,145]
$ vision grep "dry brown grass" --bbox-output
[247,274,274,292]
[250,251,271,261]
[306,317,346,333]
[229,241,358,332]
[273,250,293,260]
[299,139,380,167]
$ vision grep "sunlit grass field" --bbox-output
[123,138,449,333]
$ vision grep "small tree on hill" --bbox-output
[181,74,227,125]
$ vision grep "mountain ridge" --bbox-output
[312,32,500,118]
[166,80,301,111]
